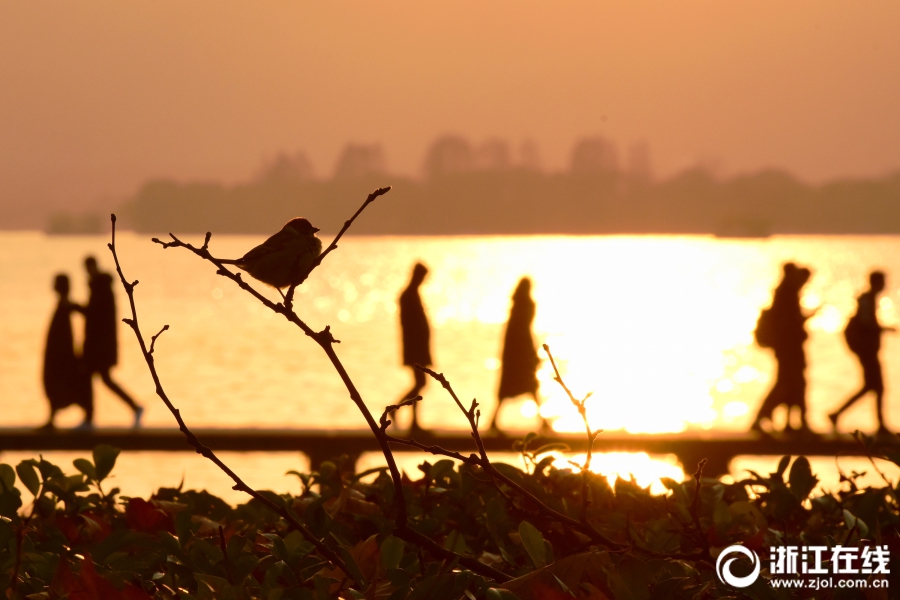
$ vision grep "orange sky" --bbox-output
[2,1,899,224]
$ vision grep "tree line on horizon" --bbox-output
[57,135,900,236]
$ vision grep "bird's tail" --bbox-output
[216,258,242,265]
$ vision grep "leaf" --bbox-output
[843,509,870,538]
[487,589,522,600]
[430,460,455,483]
[533,444,570,456]
[339,546,367,588]
[73,458,98,481]
[0,464,14,490]
[775,455,791,478]
[0,485,22,518]
[518,520,547,568]
[16,461,41,496]
[381,535,404,571]
[788,456,818,500]
[501,551,612,600]
[444,529,467,554]
[92,444,120,481]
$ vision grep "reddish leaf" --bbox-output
[125,498,174,534]
[50,554,147,600]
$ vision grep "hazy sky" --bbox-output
[2,1,899,224]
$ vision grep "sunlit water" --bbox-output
[3,231,900,502]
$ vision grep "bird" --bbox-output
[218,217,323,289]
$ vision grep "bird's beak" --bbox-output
[312,227,320,233]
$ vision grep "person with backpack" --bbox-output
[828,271,893,435]
[750,263,814,435]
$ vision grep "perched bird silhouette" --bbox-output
[219,218,323,288]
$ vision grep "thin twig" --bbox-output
[543,343,600,527]
[147,189,509,582]
[218,525,235,585]
[149,325,169,355]
[416,364,625,551]
[690,458,710,555]
[283,185,390,310]
[107,214,361,587]
[852,431,898,504]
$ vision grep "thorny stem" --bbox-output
[218,525,235,586]
[853,431,899,505]
[690,458,710,556]
[284,186,390,311]
[8,474,47,595]
[543,343,600,528]
[416,359,708,562]
[416,364,626,551]
[108,215,361,588]
[148,189,509,582]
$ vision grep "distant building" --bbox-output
[518,139,542,171]
[333,144,387,180]
[256,151,315,183]
[473,139,512,171]
[423,136,473,178]
[570,136,619,174]
[627,142,653,181]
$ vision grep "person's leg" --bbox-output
[409,369,426,431]
[533,391,552,434]
[99,369,140,410]
[868,358,887,432]
[81,397,94,427]
[752,380,782,431]
[39,408,57,430]
[831,356,877,430]
[489,398,506,433]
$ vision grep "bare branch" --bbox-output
[149,325,169,355]
[690,458,710,556]
[315,186,391,270]
[544,343,597,526]
[108,214,361,587]
[144,189,509,583]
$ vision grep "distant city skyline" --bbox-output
[2,1,899,228]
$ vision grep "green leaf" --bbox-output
[381,535,404,571]
[486,589,521,600]
[518,520,547,568]
[843,509,870,538]
[0,464,14,490]
[430,460,455,482]
[92,444,120,481]
[338,546,367,588]
[788,456,818,500]
[0,483,22,518]
[533,443,570,456]
[443,529,466,554]
[775,455,791,478]
[73,458,97,481]
[16,461,41,496]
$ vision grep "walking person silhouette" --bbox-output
[83,256,144,428]
[750,263,814,435]
[398,263,432,433]
[41,274,93,430]
[829,271,894,435]
[490,278,548,434]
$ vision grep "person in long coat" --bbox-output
[42,274,93,429]
[398,263,432,433]
[751,263,812,434]
[491,277,547,433]
[83,256,143,427]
